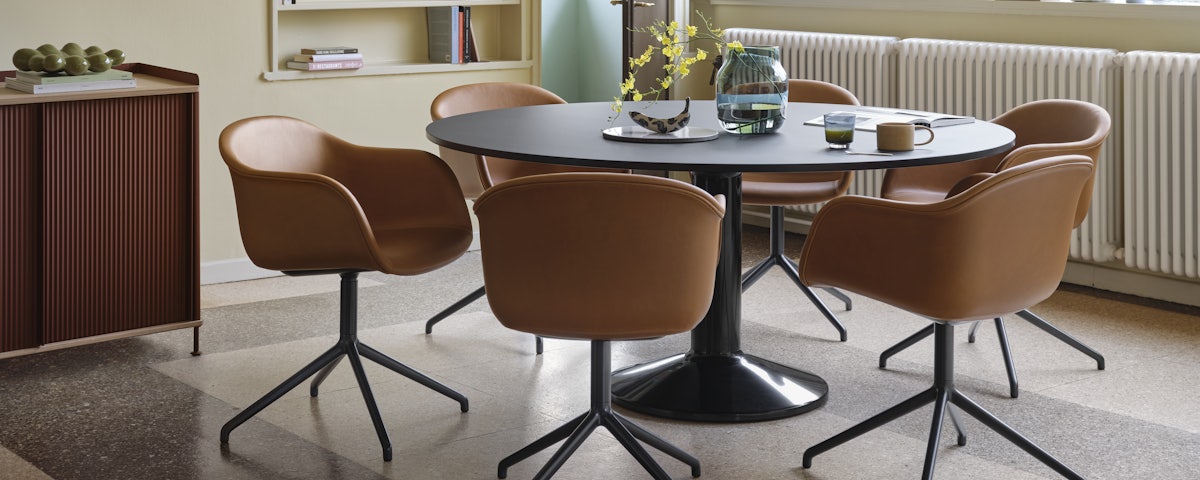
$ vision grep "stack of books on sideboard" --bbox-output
[5,69,135,94]
[286,47,363,71]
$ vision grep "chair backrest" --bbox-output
[220,115,471,274]
[881,99,1111,226]
[431,82,627,198]
[800,155,1094,322]
[473,173,726,340]
[740,79,861,201]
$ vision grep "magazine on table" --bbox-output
[804,107,975,131]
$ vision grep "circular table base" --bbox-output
[611,352,829,422]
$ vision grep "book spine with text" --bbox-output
[5,77,137,94]
[292,53,364,62]
[286,60,364,71]
[427,7,454,63]
[300,47,358,55]
[15,69,133,85]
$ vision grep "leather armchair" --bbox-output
[801,155,1095,480]
[877,99,1112,397]
[218,115,471,462]
[740,79,861,341]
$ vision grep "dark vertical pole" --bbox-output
[621,0,634,99]
[689,171,742,356]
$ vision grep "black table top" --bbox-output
[426,100,1015,173]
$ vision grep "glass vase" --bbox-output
[714,45,789,134]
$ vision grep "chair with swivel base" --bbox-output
[217,115,471,461]
[474,173,725,480]
[424,82,630,353]
[800,155,1095,480]
[877,98,1111,398]
[741,79,860,341]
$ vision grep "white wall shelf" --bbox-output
[267,0,533,82]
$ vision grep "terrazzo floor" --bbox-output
[2,226,1199,479]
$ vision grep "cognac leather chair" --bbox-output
[474,172,725,480]
[878,99,1112,398]
[800,155,1095,480]
[423,82,630,345]
[741,79,860,341]
[217,115,471,462]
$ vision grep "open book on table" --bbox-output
[804,107,975,131]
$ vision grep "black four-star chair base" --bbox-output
[220,272,469,462]
[805,322,1085,480]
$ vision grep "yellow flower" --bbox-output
[727,41,744,53]
[610,10,730,121]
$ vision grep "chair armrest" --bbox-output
[325,144,471,233]
[230,170,381,272]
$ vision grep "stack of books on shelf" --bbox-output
[4,69,136,94]
[427,6,478,64]
[286,47,364,71]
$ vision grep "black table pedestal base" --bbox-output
[611,352,829,422]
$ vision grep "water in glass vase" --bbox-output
[714,46,789,135]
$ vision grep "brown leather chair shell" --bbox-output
[799,155,1095,322]
[430,82,628,198]
[880,98,1111,227]
[741,79,861,206]
[473,173,726,340]
[220,115,473,275]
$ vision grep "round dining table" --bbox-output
[427,100,1016,422]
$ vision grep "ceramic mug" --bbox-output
[877,122,935,151]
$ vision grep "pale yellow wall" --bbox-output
[0,0,537,267]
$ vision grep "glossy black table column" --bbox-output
[611,171,829,422]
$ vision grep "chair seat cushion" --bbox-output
[742,173,843,206]
[374,225,473,276]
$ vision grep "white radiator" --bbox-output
[724,28,898,202]
[1121,51,1200,279]
[893,38,1123,263]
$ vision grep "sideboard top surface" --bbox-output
[0,63,198,106]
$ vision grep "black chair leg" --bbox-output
[742,206,850,341]
[309,354,344,396]
[879,323,935,368]
[498,340,699,479]
[222,272,468,462]
[424,284,544,354]
[425,285,487,333]
[885,317,1021,398]
[806,323,1085,480]
[1017,309,1105,370]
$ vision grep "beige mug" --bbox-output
[877,122,935,151]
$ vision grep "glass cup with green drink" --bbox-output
[823,112,856,150]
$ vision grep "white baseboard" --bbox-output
[201,232,480,286]
[200,258,281,285]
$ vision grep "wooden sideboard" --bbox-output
[0,63,200,358]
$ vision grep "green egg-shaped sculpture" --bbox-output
[25,54,46,72]
[86,53,112,72]
[64,55,90,75]
[61,42,85,57]
[105,49,125,66]
[36,44,60,56]
[12,48,37,70]
[84,45,104,56]
[41,53,66,73]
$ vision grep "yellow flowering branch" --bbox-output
[611,11,743,119]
